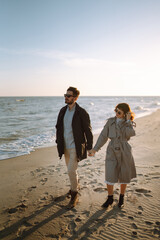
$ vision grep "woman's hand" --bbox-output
[126,112,131,120]
[88,149,96,157]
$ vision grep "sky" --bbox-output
[0,0,160,96]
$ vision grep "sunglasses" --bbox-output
[64,94,75,98]
[115,109,123,115]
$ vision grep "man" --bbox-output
[56,86,93,208]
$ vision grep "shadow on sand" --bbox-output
[0,193,122,240]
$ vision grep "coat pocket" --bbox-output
[106,146,115,161]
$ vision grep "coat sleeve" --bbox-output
[93,120,109,151]
[125,120,136,139]
[80,109,93,150]
[55,107,65,143]
[55,111,61,143]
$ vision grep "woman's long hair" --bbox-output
[115,103,135,121]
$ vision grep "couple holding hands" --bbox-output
[56,87,136,209]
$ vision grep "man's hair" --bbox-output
[67,86,80,97]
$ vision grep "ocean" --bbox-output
[0,96,160,161]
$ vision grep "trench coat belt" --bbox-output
[110,140,127,167]
[110,138,127,142]
[110,139,127,150]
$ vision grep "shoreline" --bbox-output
[0,109,160,239]
[1,108,159,162]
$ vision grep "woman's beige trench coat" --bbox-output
[94,117,136,183]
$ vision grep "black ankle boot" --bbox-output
[118,194,124,208]
[102,195,113,208]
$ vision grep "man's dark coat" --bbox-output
[55,103,93,161]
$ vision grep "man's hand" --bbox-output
[88,149,96,157]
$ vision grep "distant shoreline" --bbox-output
[1,109,159,162]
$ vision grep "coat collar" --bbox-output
[62,102,80,114]
[110,117,126,128]
[110,117,116,125]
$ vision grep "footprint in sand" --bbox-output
[69,220,77,230]
[17,226,27,237]
[40,178,48,185]
[144,193,153,197]
[138,206,143,211]
[131,179,137,183]
[38,172,47,177]
[23,220,33,227]
[82,210,90,217]
[132,231,137,236]
[49,164,55,168]
[53,195,66,202]
[155,221,160,226]
[8,203,28,214]
[145,221,153,225]
[75,217,82,222]
[137,211,143,215]
[145,177,151,180]
[47,169,55,174]
[114,190,119,195]
[40,196,48,201]
[55,167,61,172]
[135,188,151,194]
[153,228,160,237]
[98,183,104,186]
[8,207,18,214]
[132,223,138,229]
[16,221,33,237]
[93,187,106,192]
[149,172,160,176]
[89,179,98,184]
[137,206,143,215]
[35,167,45,173]
[27,186,37,192]
[30,171,35,176]
[152,176,160,179]
[120,213,125,217]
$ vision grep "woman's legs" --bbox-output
[102,183,128,208]
[118,184,127,207]
[107,184,114,195]
[102,184,114,208]
[120,184,127,194]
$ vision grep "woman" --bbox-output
[89,103,136,208]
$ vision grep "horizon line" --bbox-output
[0,95,160,98]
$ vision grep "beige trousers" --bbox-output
[64,148,78,192]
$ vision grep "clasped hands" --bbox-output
[88,149,96,157]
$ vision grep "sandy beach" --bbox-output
[0,110,160,240]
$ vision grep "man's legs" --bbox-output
[64,148,78,208]
[64,148,78,192]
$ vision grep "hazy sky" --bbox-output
[0,0,160,96]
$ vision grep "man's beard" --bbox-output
[65,99,74,105]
